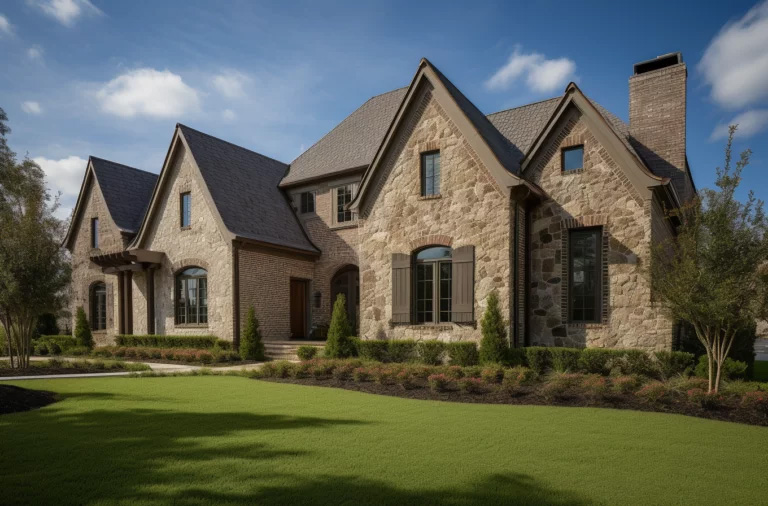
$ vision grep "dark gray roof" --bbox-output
[178,124,318,253]
[281,87,407,186]
[90,157,157,234]
[486,98,561,165]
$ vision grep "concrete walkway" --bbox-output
[0,356,265,381]
[755,338,768,361]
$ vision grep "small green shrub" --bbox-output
[215,339,232,350]
[444,365,464,379]
[458,377,486,394]
[550,348,581,373]
[581,375,609,399]
[116,335,219,349]
[372,366,396,385]
[694,355,748,381]
[636,381,669,403]
[34,342,49,356]
[74,307,93,349]
[396,370,417,390]
[417,340,445,365]
[479,291,509,364]
[427,373,450,392]
[504,366,537,388]
[239,307,265,361]
[47,342,62,356]
[290,362,311,379]
[525,347,550,375]
[539,380,569,401]
[462,365,482,378]
[578,348,623,375]
[332,363,355,381]
[612,349,657,377]
[480,366,504,384]
[505,348,527,367]
[310,361,334,379]
[352,367,371,382]
[654,350,695,380]
[297,345,318,361]
[686,388,724,410]
[448,342,479,366]
[325,294,356,358]
[36,335,77,352]
[405,364,433,379]
[388,340,417,363]
[611,375,642,394]
[67,346,90,356]
[740,391,768,414]
[358,340,389,362]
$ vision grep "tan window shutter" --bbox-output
[391,253,412,323]
[451,246,474,322]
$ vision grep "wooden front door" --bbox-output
[289,279,308,339]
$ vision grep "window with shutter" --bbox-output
[451,245,475,323]
[391,253,412,323]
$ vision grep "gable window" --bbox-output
[180,192,191,228]
[568,228,602,323]
[175,267,208,325]
[421,151,441,196]
[562,145,584,172]
[90,217,99,249]
[415,246,452,323]
[90,282,107,331]
[300,191,315,214]
[335,184,356,224]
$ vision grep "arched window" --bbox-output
[90,282,107,330]
[175,267,208,325]
[415,246,452,323]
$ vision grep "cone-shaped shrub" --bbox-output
[325,294,355,358]
[479,291,508,364]
[239,307,265,360]
[74,306,93,349]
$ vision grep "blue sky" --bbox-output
[1,0,766,218]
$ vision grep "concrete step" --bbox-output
[264,341,324,361]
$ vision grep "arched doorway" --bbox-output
[331,265,359,333]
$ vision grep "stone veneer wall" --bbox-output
[69,176,123,346]
[139,144,234,341]
[526,106,673,350]
[358,86,513,343]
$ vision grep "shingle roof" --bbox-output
[281,87,407,186]
[90,157,157,234]
[178,124,318,253]
[486,97,561,165]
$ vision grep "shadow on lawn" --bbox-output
[1,406,586,505]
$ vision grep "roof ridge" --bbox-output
[177,123,288,167]
[89,156,156,177]
[486,96,561,118]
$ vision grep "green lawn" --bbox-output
[754,360,768,382]
[1,377,766,505]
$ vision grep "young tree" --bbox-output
[652,126,768,393]
[74,307,93,349]
[479,290,509,364]
[240,306,265,360]
[0,107,71,368]
[325,294,355,358]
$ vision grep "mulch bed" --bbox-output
[0,385,58,415]
[262,376,768,427]
[0,367,130,378]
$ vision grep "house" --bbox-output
[65,52,694,351]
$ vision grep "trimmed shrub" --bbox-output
[480,366,504,384]
[352,367,371,382]
[332,363,355,381]
[686,388,724,410]
[310,361,334,379]
[506,348,527,367]
[741,391,768,414]
[636,381,669,403]
[444,365,464,379]
[613,349,657,377]
[448,342,479,366]
[653,350,695,380]
[581,375,609,399]
[325,294,356,358]
[550,348,581,373]
[372,366,396,385]
[74,307,93,349]
[289,362,311,379]
[540,380,569,401]
[116,334,219,349]
[612,375,642,394]
[388,340,417,363]
[358,340,389,362]
[462,366,482,378]
[215,339,232,350]
[427,373,450,392]
[524,347,550,375]
[240,307,265,361]
[405,364,433,379]
[67,346,90,357]
[479,291,508,364]
[505,366,537,387]
[36,335,77,352]
[694,355,748,381]
[578,348,623,375]
[34,342,49,356]
[417,340,445,365]
[396,371,417,390]
[458,377,486,394]
[297,345,318,361]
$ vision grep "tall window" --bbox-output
[300,191,315,214]
[335,184,355,223]
[415,246,452,323]
[90,217,99,249]
[90,282,107,330]
[175,267,208,325]
[421,151,441,196]
[562,145,584,172]
[569,228,602,323]
[180,192,191,228]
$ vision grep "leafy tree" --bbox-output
[479,290,509,364]
[0,107,71,368]
[74,307,93,349]
[325,294,355,358]
[652,127,768,393]
[240,306,265,360]
[36,313,60,337]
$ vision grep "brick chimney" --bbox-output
[629,52,692,202]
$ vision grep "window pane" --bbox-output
[336,185,355,223]
[301,192,315,214]
[569,229,600,323]
[421,152,441,196]
[563,146,584,171]
[416,246,452,261]
[91,218,99,249]
[416,264,434,323]
[181,193,191,227]
[439,261,452,322]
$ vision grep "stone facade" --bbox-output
[358,86,513,343]
[526,107,673,350]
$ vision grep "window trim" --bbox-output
[413,246,452,324]
[333,183,357,225]
[90,217,99,249]
[180,192,191,228]
[90,282,107,331]
[300,191,316,214]
[567,227,602,324]
[561,145,585,172]
[420,150,441,196]
[175,267,208,326]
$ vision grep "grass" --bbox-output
[1,377,767,505]
[754,360,768,382]
[0,358,151,372]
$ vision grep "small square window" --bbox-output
[562,146,584,172]
[300,192,315,214]
[90,217,99,249]
[180,192,191,228]
[421,151,441,196]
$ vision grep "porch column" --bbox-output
[117,272,125,335]
[147,267,155,335]
[124,270,133,335]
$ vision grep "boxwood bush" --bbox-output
[524,347,550,375]
[388,339,417,363]
[358,340,389,362]
[115,335,219,349]
[417,340,446,365]
[296,345,318,361]
[36,335,77,352]
[448,342,479,366]
[653,350,695,380]
[550,348,582,373]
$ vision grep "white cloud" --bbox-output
[222,108,236,121]
[212,70,251,99]
[699,1,768,110]
[96,68,200,119]
[22,101,43,114]
[0,14,13,36]
[27,45,44,61]
[33,155,88,219]
[486,47,576,93]
[710,109,768,140]
[28,0,102,27]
